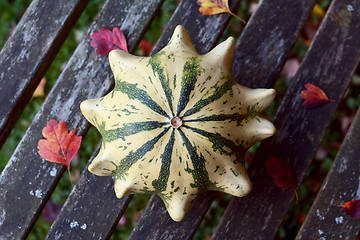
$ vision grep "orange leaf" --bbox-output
[265,157,298,203]
[37,119,82,185]
[197,0,246,24]
[312,4,325,18]
[32,77,47,98]
[340,200,360,219]
[300,83,335,109]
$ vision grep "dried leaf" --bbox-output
[37,119,82,185]
[90,27,129,56]
[265,157,298,203]
[197,0,246,24]
[300,83,335,109]
[312,4,325,18]
[32,77,47,98]
[340,200,360,219]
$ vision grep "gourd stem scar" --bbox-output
[171,116,182,128]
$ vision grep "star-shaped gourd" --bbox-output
[80,25,276,222]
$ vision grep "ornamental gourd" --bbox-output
[80,25,276,222]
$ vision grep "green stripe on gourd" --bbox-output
[80,25,276,222]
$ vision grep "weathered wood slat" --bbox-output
[232,0,317,88]
[296,108,360,239]
[213,0,360,239]
[0,0,163,238]
[129,0,316,239]
[45,144,133,239]
[127,0,240,239]
[0,0,89,149]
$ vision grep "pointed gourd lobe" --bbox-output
[203,36,235,73]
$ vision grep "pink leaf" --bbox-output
[300,83,335,109]
[90,28,129,56]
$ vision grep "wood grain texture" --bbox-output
[0,0,163,239]
[296,109,360,240]
[127,0,240,239]
[213,0,360,239]
[129,193,216,240]
[233,0,317,88]
[0,0,89,149]
[45,144,132,240]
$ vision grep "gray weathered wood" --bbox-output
[213,0,360,239]
[296,108,360,240]
[45,144,133,240]
[129,193,216,240]
[0,0,89,149]
[0,0,163,239]
[232,0,317,88]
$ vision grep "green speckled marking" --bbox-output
[183,125,244,159]
[152,130,175,192]
[176,57,204,116]
[182,79,234,117]
[116,81,170,119]
[186,113,245,126]
[149,54,175,116]
[112,127,170,180]
[178,129,223,192]
[104,121,168,142]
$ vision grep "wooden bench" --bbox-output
[0,0,359,239]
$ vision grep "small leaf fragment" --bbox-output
[32,77,47,98]
[300,83,335,109]
[197,0,246,24]
[90,27,129,56]
[312,4,325,18]
[340,200,360,219]
[37,119,82,186]
[265,157,298,203]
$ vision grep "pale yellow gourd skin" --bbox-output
[80,25,276,222]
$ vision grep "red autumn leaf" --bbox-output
[300,83,335,109]
[197,0,246,24]
[90,27,129,56]
[139,40,153,54]
[340,200,360,219]
[37,119,82,186]
[265,157,298,203]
